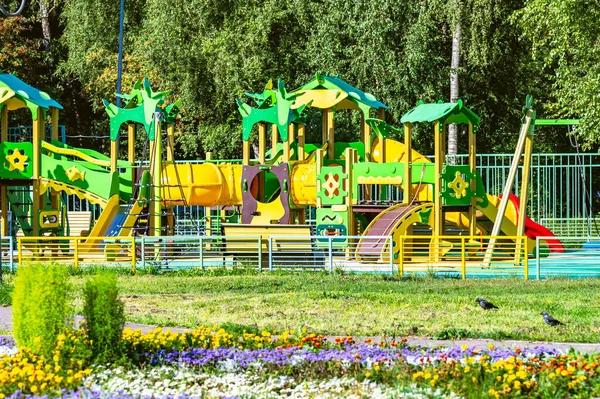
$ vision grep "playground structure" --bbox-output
[0,72,569,274]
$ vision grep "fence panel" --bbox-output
[135,235,261,271]
[18,236,135,271]
[535,236,600,279]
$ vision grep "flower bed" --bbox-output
[0,327,599,398]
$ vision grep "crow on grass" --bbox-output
[541,311,564,326]
[475,297,499,310]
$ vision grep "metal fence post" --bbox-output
[268,236,273,271]
[9,238,14,272]
[328,236,333,272]
[535,237,541,280]
[524,237,529,280]
[141,236,146,270]
[258,235,262,272]
[399,236,404,277]
[131,238,136,274]
[199,236,203,270]
[17,238,22,268]
[74,238,79,270]
[388,237,394,275]
[461,237,466,280]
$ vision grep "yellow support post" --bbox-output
[523,237,529,280]
[258,123,266,164]
[18,238,22,266]
[243,140,251,165]
[131,238,136,274]
[32,109,43,236]
[152,114,162,237]
[166,124,175,162]
[321,110,327,145]
[315,149,324,208]
[271,124,278,158]
[398,236,404,276]
[289,123,295,143]
[297,124,305,161]
[51,108,59,142]
[128,124,136,185]
[327,108,335,160]
[362,111,371,162]
[403,123,412,204]
[345,148,356,236]
[204,152,212,242]
[516,131,534,259]
[50,108,60,210]
[468,123,477,235]
[433,121,443,244]
[74,238,79,270]
[461,237,466,279]
[0,106,7,236]
[283,123,291,163]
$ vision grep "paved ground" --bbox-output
[1,306,599,354]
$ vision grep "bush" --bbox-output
[82,272,125,362]
[12,264,71,356]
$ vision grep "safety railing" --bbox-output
[0,237,15,271]
[13,234,535,278]
[396,235,528,279]
[18,236,136,271]
[534,236,600,279]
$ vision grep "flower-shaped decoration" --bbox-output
[447,171,469,199]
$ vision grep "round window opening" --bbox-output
[249,170,281,204]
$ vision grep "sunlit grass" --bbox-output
[104,273,600,342]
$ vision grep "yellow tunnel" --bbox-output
[161,163,243,207]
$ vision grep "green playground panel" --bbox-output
[0,142,34,179]
[40,155,120,200]
[318,165,348,206]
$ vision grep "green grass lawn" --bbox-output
[3,271,600,342]
[94,272,600,342]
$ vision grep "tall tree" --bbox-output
[516,0,600,149]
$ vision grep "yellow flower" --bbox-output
[464,366,471,373]
[365,372,371,378]
[461,344,468,351]
[487,344,494,350]
[514,380,521,390]
[30,386,38,393]
[549,372,556,379]
[560,370,569,377]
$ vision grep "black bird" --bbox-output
[475,297,498,310]
[541,311,564,326]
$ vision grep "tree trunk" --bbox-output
[448,20,460,162]
[40,1,52,50]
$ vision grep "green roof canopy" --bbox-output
[295,73,388,110]
[0,73,63,110]
[400,100,479,130]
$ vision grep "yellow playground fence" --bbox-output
[12,234,533,279]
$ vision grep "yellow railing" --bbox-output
[18,236,136,272]
[15,234,531,279]
[396,235,528,279]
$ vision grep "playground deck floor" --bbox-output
[0,306,598,354]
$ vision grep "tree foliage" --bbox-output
[2,0,594,157]
[516,0,600,149]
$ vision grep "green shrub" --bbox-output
[12,264,71,356]
[82,272,125,362]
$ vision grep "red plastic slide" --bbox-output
[502,194,565,253]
